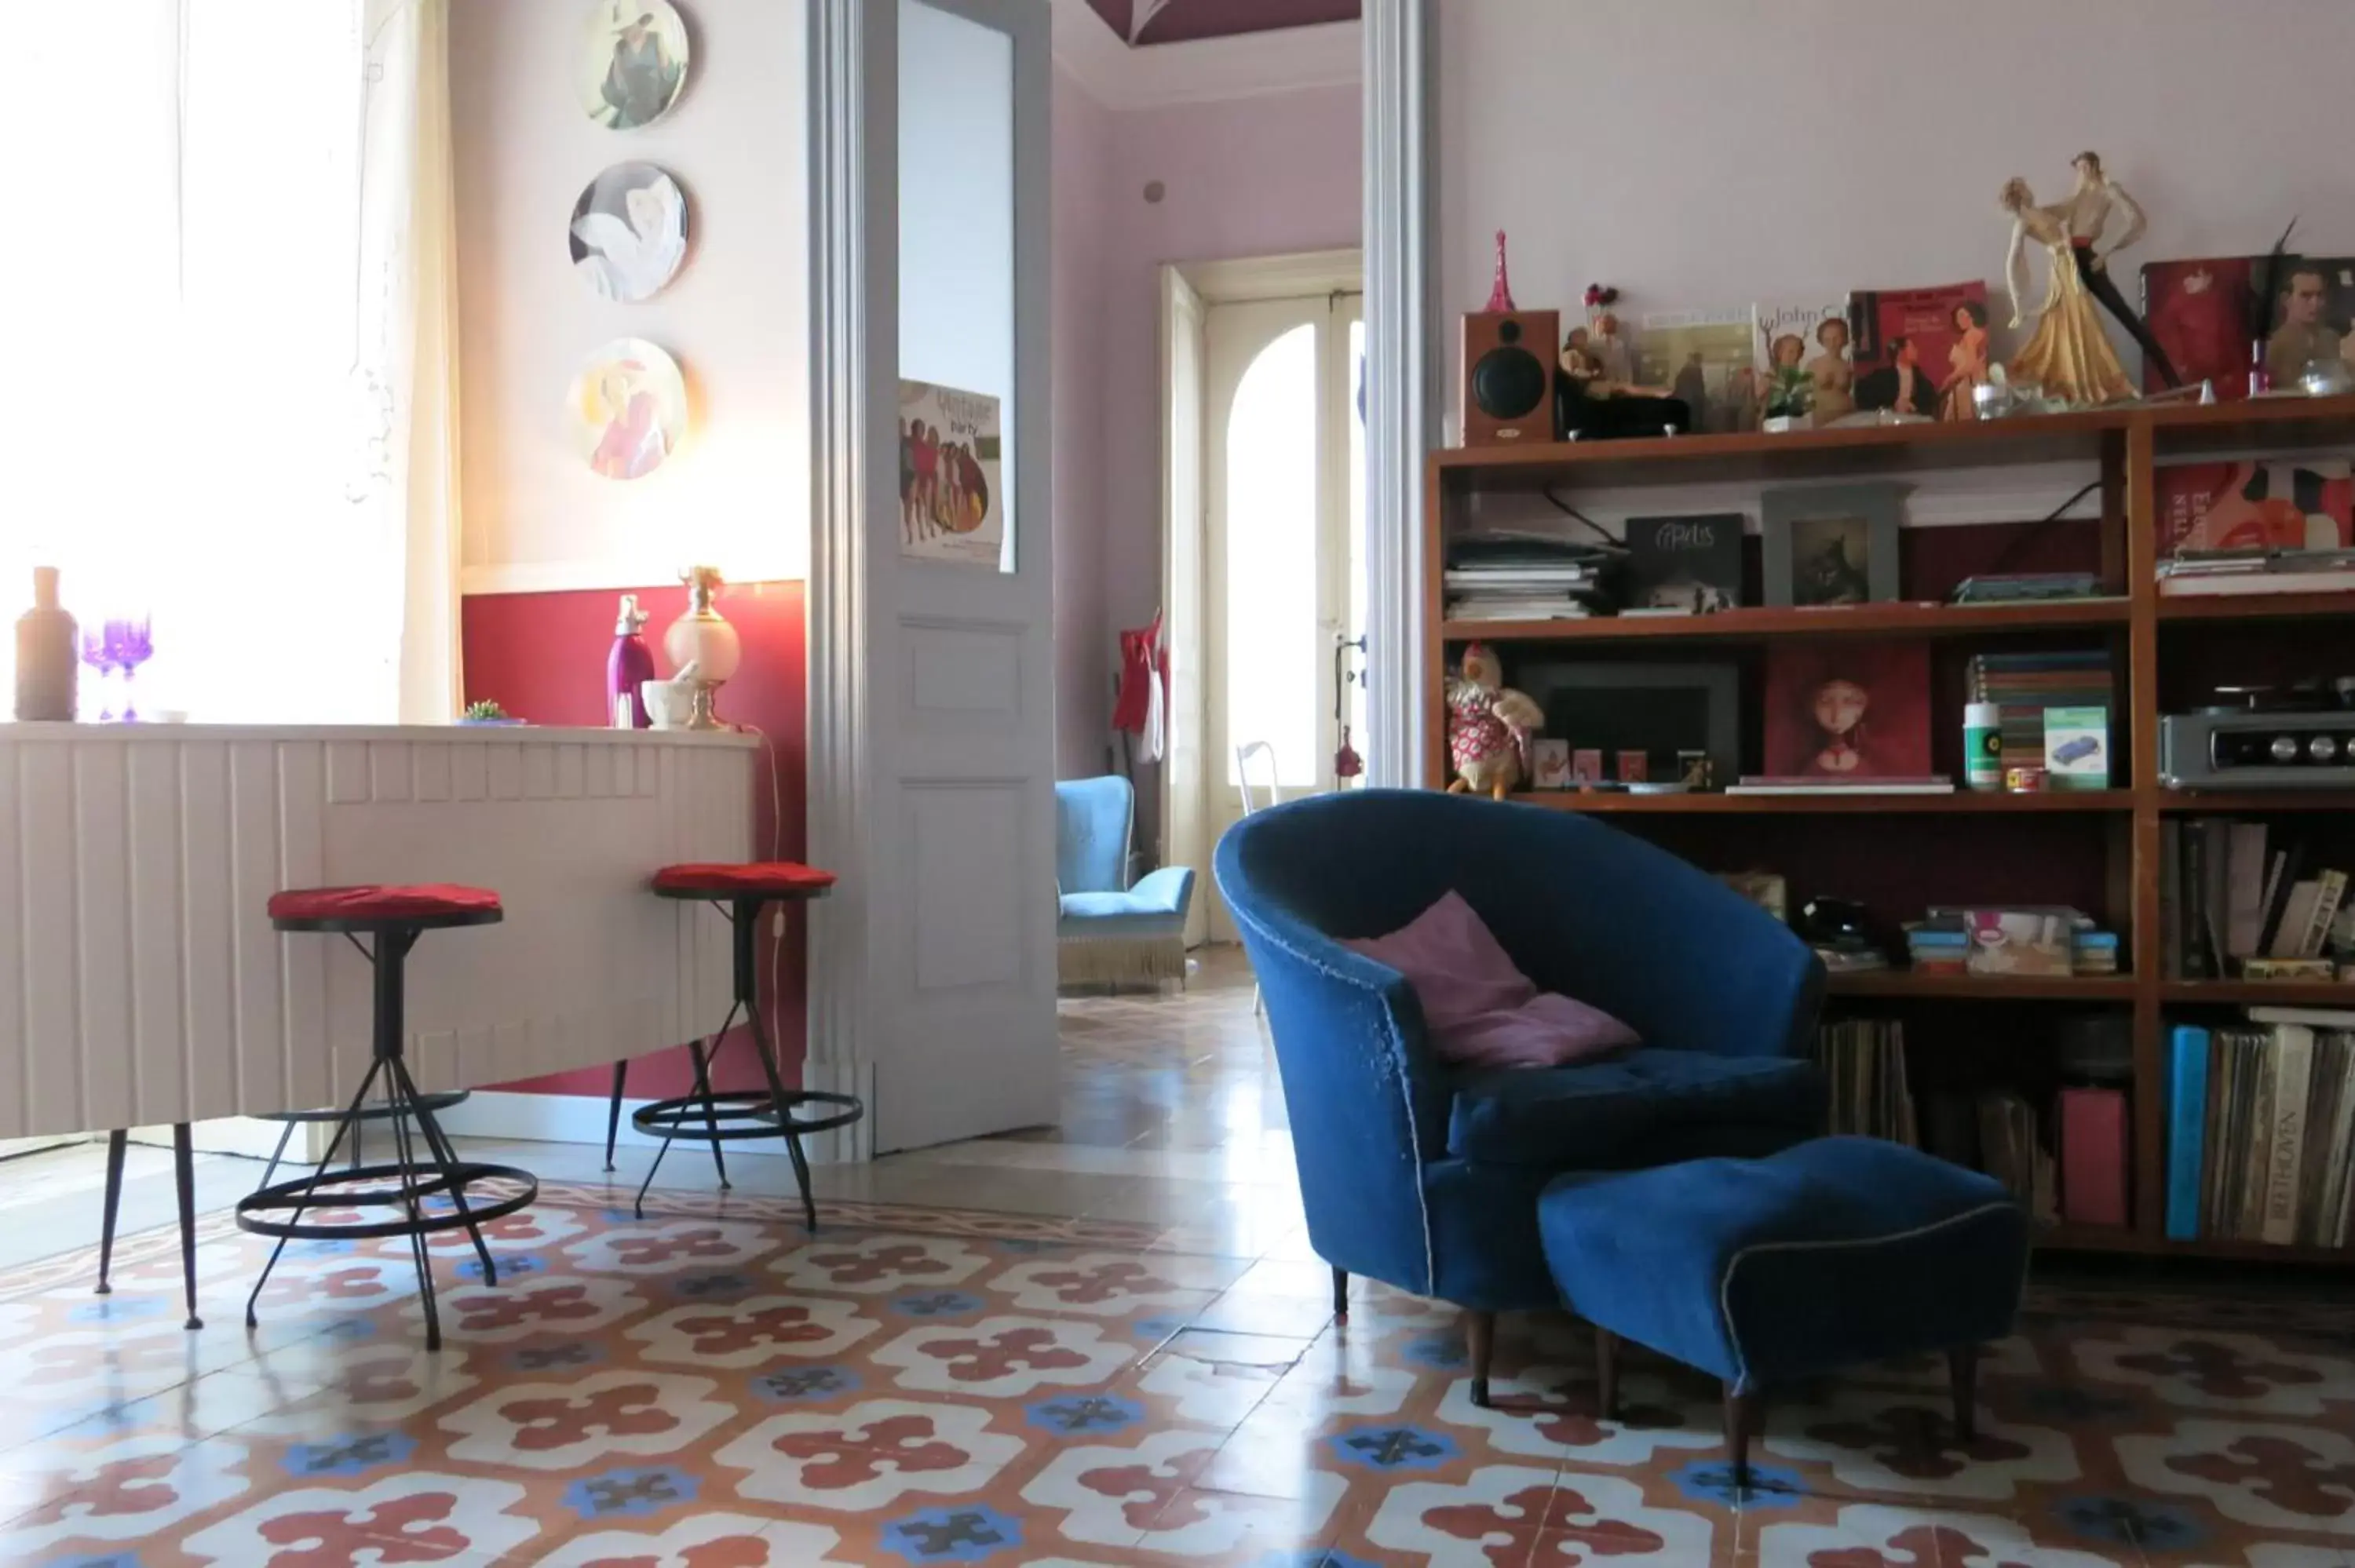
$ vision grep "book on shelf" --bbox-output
[2163,819,2353,979]
[1973,1090,2058,1223]
[2168,1022,2355,1246]
[2158,546,2355,597]
[1620,513,1743,614]
[1812,1019,1918,1144]
[1846,282,1989,421]
[1948,572,2105,605]
[2061,1086,2130,1228]
[1729,776,1955,796]
[1634,308,1759,435]
[2155,459,2353,556]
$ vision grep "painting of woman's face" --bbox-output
[1813,678,1868,738]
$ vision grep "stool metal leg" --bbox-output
[631,996,742,1220]
[380,1055,443,1353]
[255,1117,297,1196]
[687,1038,732,1190]
[604,1060,628,1172]
[391,1056,498,1289]
[95,1129,129,1295]
[245,1056,385,1330]
[744,994,819,1233]
[171,1123,203,1330]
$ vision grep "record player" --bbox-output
[2160,684,2355,789]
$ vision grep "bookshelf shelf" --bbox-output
[2155,591,2355,624]
[1514,790,2134,816]
[2157,982,2355,1007]
[1423,395,2355,1268]
[1826,972,2136,1002]
[1440,600,2131,646]
[2154,790,2355,815]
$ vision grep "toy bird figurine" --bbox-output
[1446,642,1543,799]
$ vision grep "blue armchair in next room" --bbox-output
[1214,789,1826,1404]
[1057,776,1196,987]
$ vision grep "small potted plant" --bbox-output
[1761,363,1814,433]
[458,700,523,726]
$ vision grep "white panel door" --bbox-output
[827,0,1056,1153]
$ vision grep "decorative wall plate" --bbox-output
[569,339,688,482]
[580,0,690,130]
[571,162,689,303]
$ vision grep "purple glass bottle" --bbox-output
[607,593,656,728]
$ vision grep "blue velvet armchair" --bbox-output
[1057,776,1196,987]
[1215,789,1826,1401]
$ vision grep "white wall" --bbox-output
[1435,0,2355,418]
[1052,64,1115,776]
[452,0,809,593]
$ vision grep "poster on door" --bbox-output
[898,380,1005,567]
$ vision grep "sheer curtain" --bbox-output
[3,0,459,723]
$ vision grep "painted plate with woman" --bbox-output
[569,339,688,482]
[580,0,690,130]
[571,162,689,302]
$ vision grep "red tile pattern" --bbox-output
[3,1187,2353,1566]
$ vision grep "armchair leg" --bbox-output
[1948,1344,1978,1445]
[1723,1383,1759,1486]
[1466,1310,1495,1408]
[1331,1266,1348,1322]
[1594,1326,1619,1420]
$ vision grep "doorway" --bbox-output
[1163,252,1364,944]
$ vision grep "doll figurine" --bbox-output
[1446,643,1543,800]
[2000,176,2137,407]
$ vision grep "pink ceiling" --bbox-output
[1085,0,1359,46]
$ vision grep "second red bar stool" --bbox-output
[612,862,864,1226]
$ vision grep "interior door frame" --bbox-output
[808,0,1057,1156]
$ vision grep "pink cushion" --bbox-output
[1345,891,1638,1070]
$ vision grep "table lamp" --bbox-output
[663,565,739,730]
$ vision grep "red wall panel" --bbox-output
[459,581,809,1099]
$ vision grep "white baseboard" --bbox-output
[430,1091,845,1163]
[129,1117,319,1161]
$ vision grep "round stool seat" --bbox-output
[268,884,504,932]
[652,862,837,901]
[236,1163,537,1243]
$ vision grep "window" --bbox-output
[5,0,398,720]
[1221,324,1320,785]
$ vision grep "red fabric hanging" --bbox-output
[1112,611,1169,761]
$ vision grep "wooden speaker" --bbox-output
[1462,308,1558,446]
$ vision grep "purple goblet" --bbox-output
[104,616,154,723]
[81,628,119,722]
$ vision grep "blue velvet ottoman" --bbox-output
[1536,1136,2029,1479]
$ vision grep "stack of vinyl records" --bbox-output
[1813,1019,1919,1145]
[1443,533,1619,622]
[1967,651,2114,769]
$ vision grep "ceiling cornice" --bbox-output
[1050,0,1360,110]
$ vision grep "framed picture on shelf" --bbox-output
[1762,641,1931,779]
[1531,739,1572,789]
[1761,482,1904,607]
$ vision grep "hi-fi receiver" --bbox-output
[2160,709,2355,789]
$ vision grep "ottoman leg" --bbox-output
[1948,1345,1978,1444]
[1466,1311,1495,1408]
[1331,1267,1348,1322]
[1594,1326,1619,1420]
[1722,1384,1758,1484]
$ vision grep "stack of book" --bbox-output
[1966,651,2115,771]
[2161,819,2353,981]
[2167,1014,2355,1246]
[2158,547,2355,597]
[1903,908,2117,977]
[1443,534,1618,622]
[1728,775,1955,797]
[1813,1019,1918,1144]
[1904,923,1969,975]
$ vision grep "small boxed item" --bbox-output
[2072,930,2121,975]
[1965,909,2076,977]
[1531,739,1572,790]
[2043,706,2111,789]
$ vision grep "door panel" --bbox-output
[857,0,1057,1152]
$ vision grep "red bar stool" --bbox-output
[615,862,864,1227]
[238,884,538,1351]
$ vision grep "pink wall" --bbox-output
[1051,76,1361,842]
[1053,67,1114,778]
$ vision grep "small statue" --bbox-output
[2001,176,2137,407]
[1446,642,1543,800]
[1485,230,1517,313]
[1583,284,1634,383]
[2008,151,2179,392]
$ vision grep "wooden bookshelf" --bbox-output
[1424,394,2355,1267]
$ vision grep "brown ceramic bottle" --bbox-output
[14,567,78,721]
